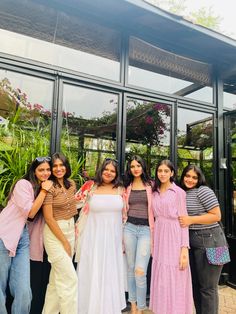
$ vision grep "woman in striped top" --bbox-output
[179,164,227,314]
[42,152,78,314]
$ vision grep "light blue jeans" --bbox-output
[0,225,32,314]
[123,222,151,310]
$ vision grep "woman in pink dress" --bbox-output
[150,160,193,314]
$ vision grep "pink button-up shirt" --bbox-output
[0,179,34,257]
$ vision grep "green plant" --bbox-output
[68,154,85,188]
[0,78,51,207]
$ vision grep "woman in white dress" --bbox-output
[75,158,126,314]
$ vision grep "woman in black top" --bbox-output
[123,155,154,314]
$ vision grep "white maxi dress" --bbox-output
[77,194,126,314]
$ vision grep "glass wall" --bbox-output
[177,107,214,186]
[226,114,236,236]
[0,1,121,81]
[223,91,236,110]
[125,98,171,177]
[0,69,53,207]
[62,84,119,180]
[128,37,213,103]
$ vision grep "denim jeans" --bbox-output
[189,225,227,314]
[123,222,151,310]
[0,225,32,314]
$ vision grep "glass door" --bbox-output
[225,111,236,236]
[224,110,236,288]
[124,95,172,178]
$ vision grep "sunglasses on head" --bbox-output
[105,157,118,163]
[35,156,51,162]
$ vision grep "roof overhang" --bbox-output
[5,0,236,88]
[38,0,236,77]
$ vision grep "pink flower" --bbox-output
[146,116,153,124]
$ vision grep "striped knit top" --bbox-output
[186,185,219,230]
[127,189,149,225]
[43,179,77,221]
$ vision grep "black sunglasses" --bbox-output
[35,156,51,162]
[105,157,118,163]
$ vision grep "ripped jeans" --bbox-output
[123,222,151,310]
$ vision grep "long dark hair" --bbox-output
[50,152,72,189]
[7,157,51,202]
[153,159,176,192]
[94,158,121,188]
[124,155,152,187]
[180,164,207,191]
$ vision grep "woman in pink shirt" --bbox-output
[150,159,192,314]
[0,157,52,314]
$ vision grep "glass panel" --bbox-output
[0,1,120,81]
[125,98,171,178]
[0,69,53,207]
[61,85,119,180]
[186,87,213,103]
[223,91,236,110]
[128,37,213,103]
[177,108,214,187]
[228,115,236,236]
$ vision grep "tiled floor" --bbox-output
[122,285,236,314]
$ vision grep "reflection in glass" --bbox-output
[0,70,53,207]
[128,37,212,103]
[227,116,236,235]
[185,86,213,103]
[0,0,121,82]
[223,91,236,110]
[129,66,191,94]
[177,108,213,186]
[125,98,171,177]
[62,85,118,179]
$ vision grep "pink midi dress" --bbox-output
[150,183,193,314]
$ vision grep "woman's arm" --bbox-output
[43,204,71,256]
[179,206,221,228]
[179,247,189,270]
[28,180,53,219]
[12,179,52,219]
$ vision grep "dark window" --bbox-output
[61,84,119,179]
[177,107,214,187]
[125,97,171,177]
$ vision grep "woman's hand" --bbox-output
[28,180,53,219]
[179,207,221,227]
[63,240,72,257]
[178,215,192,228]
[41,180,53,192]
[179,247,189,270]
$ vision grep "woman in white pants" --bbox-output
[42,152,78,314]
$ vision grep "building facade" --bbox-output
[0,0,236,295]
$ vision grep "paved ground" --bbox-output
[123,285,236,314]
[219,285,236,314]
